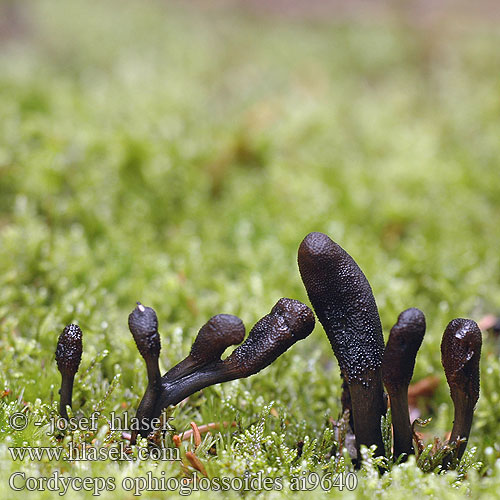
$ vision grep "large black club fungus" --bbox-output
[298,231,386,458]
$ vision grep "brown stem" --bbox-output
[348,374,387,457]
[388,386,413,459]
[128,303,162,444]
[58,376,74,420]
[448,390,475,462]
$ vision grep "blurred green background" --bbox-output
[1,0,499,497]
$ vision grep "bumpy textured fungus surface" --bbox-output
[441,318,482,469]
[441,319,481,399]
[55,324,83,420]
[56,324,83,376]
[298,232,386,458]
[222,298,315,378]
[298,232,384,383]
[382,308,426,458]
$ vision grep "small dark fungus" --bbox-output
[441,318,481,469]
[382,308,426,459]
[55,324,83,420]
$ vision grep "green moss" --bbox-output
[1,0,500,497]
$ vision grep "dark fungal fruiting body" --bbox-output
[298,231,386,458]
[55,324,83,420]
[128,303,162,444]
[130,306,245,443]
[165,314,245,384]
[297,233,385,385]
[441,318,482,469]
[128,302,160,366]
[152,298,315,415]
[128,298,314,442]
[382,308,426,459]
[220,298,315,379]
[190,314,246,363]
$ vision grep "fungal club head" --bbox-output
[128,302,160,363]
[55,324,83,377]
[190,314,245,364]
[383,307,426,393]
[223,298,315,378]
[270,297,316,341]
[298,231,384,384]
[441,318,481,406]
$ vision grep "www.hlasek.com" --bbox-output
[9,471,358,495]
[9,441,180,462]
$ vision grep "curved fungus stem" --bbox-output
[298,232,386,459]
[440,318,482,470]
[164,313,246,383]
[150,298,315,425]
[55,324,83,420]
[382,308,426,459]
[128,302,162,444]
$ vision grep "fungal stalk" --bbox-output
[441,318,481,469]
[55,324,83,420]
[382,308,426,459]
[130,298,314,443]
[128,302,162,444]
[298,232,386,457]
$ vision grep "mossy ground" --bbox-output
[1,1,499,498]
